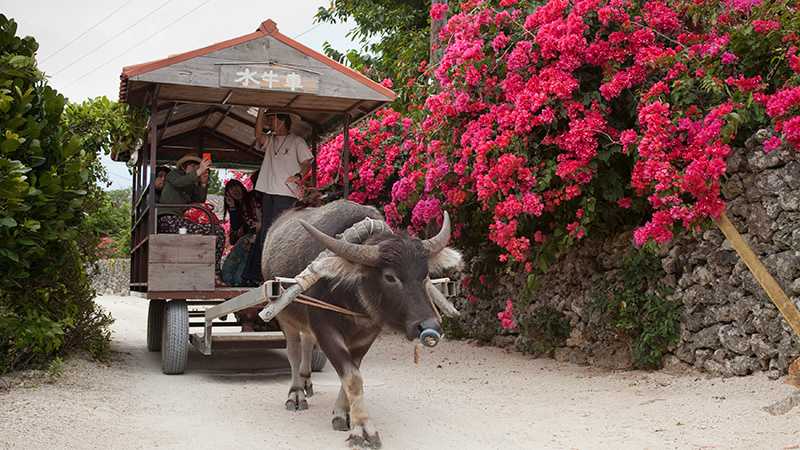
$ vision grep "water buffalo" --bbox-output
[262,200,462,449]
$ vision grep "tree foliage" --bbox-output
[0,15,113,373]
[315,0,431,109]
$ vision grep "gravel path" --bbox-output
[1,295,798,450]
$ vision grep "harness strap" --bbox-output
[295,293,369,318]
[260,283,367,318]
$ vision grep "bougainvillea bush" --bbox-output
[317,0,800,328]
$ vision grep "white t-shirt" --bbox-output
[254,134,313,198]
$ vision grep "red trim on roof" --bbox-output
[121,30,265,78]
[119,19,396,101]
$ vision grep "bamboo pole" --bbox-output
[715,212,800,337]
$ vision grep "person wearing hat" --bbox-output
[241,109,313,285]
[157,152,226,282]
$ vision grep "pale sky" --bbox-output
[2,0,360,189]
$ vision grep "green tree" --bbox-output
[315,0,431,109]
[61,97,143,260]
[0,15,113,373]
[86,188,131,257]
[207,169,223,195]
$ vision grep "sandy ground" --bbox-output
[1,295,798,450]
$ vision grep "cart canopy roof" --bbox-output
[116,19,395,166]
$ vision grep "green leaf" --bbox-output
[0,248,19,262]
[0,217,17,227]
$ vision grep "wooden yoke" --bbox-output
[715,212,800,337]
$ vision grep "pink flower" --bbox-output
[430,3,448,21]
[753,20,781,34]
[497,299,517,330]
[721,52,738,65]
[725,0,761,12]
[763,136,782,153]
[620,129,638,147]
[411,197,442,228]
[617,197,633,209]
[380,78,394,89]
[725,74,763,93]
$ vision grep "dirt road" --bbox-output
[1,295,798,449]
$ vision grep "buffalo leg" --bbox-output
[284,332,308,411]
[299,332,315,397]
[342,368,381,448]
[315,328,381,449]
[332,387,350,431]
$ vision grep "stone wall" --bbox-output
[88,258,129,296]
[454,140,800,376]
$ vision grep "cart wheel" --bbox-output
[311,346,327,372]
[147,300,165,352]
[161,300,189,375]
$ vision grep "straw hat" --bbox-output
[176,152,202,170]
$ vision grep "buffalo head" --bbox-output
[298,213,463,342]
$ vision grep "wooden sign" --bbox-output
[219,64,320,94]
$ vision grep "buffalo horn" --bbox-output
[426,280,460,318]
[299,220,382,267]
[421,211,451,255]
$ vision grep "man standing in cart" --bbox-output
[242,108,313,285]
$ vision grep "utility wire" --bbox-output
[51,0,176,76]
[293,22,323,39]
[40,0,130,63]
[63,0,214,89]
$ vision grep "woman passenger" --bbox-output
[157,152,226,284]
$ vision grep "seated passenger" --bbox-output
[157,152,226,284]
[154,166,170,203]
[223,179,261,245]
[221,180,261,287]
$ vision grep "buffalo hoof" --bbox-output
[304,380,314,398]
[285,390,308,411]
[332,415,350,432]
[347,427,381,449]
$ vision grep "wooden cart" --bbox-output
[113,19,396,374]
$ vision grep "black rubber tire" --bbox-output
[146,300,165,352]
[161,300,189,375]
[311,346,327,372]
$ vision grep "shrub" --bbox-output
[0,15,113,373]
[590,247,680,369]
[517,305,571,356]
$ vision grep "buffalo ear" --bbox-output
[427,247,464,277]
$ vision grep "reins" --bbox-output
[260,282,368,318]
[295,293,368,318]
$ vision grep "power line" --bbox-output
[51,0,176,77]
[63,0,214,89]
[293,22,323,39]
[40,0,130,63]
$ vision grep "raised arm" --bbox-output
[254,108,266,146]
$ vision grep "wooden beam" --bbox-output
[221,90,234,105]
[157,108,216,131]
[285,94,301,107]
[157,97,348,114]
[157,102,178,142]
[148,85,159,235]
[430,0,448,67]
[211,105,233,131]
[715,212,800,337]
